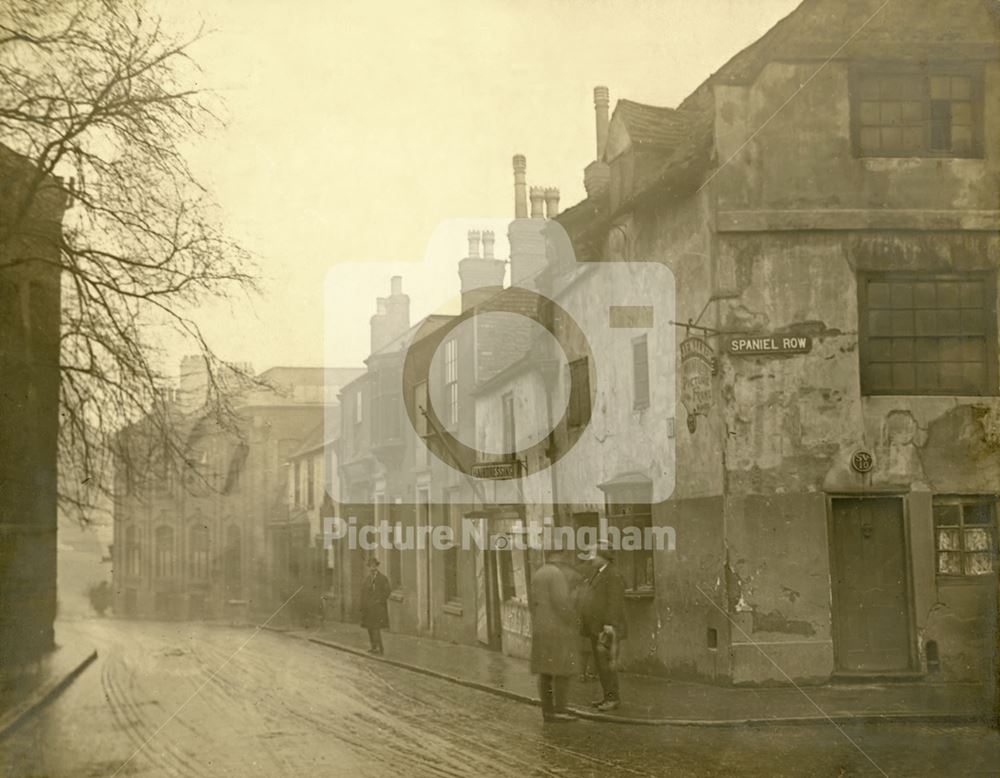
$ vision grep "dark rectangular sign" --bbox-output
[471,461,521,480]
[726,334,812,356]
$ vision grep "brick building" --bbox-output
[0,144,68,668]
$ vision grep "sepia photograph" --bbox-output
[1,0,999,775]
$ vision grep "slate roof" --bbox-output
[612,101,701,152]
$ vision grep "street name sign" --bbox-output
[726,334,812,356]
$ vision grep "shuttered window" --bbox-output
[567,357,591,428]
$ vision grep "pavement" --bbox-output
[0,621,99,740]
[272,620,995,727]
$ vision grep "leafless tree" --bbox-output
[0,0,257,522]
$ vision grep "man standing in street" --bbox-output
[360,556,391,655]
[529,547,582,723]
[579,542,627,711]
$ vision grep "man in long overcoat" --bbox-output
[579,543,627,711]
[529,548,582,723]
[360,556,391,654]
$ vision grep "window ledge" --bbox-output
[936,575,994,585]
[389,590,404,602]
[624,589,655,601]
[442,601,464,616]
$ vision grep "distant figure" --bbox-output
[579,542,627,711]
[88,580,112,616]
[529,548,581,723]
[360,556,391,654]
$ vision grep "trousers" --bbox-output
[589,634,620,701]
[537,674,571,715]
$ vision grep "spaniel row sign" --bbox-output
[726,334,812,356]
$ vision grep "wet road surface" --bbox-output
[2,618,998,777]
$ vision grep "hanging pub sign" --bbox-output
[726,333,812,356]
[680,336,715,433]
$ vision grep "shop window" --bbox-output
[934,496,997,577]
[444,338,459,428]
[567,357,591,428]
[853,70,981,157]
[606,500,654,593]
[859,273,997,396]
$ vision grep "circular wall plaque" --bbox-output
[851,450,874,473]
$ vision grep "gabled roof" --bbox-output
[367,314,454,360]
[608,101,701,155]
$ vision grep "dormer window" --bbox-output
[852,67,982,158]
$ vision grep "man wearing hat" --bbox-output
[578,541,627,711]
[360,556,391,654]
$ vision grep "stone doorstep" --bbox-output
[0,645,98,740]
[264,626,991,727]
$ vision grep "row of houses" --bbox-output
[326,0,1000,687]
[114,0,999,689]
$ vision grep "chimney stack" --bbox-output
[371,277,410,353]
[529,187,545,219]
[513,155,528,219]
[594,85,610,160]
[544,187,560,220]
[459,228,505,311]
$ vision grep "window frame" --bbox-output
[933,495,998,580]
[567,357,592,429]
[857,271,998,397]
[850,64,985,159]
[632,334,650,410]
[443,338,459,429]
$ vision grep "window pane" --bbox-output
[938,551,962,575]
[930,76,951,99]
[859,77,880,100]
[881,127,902,149]
[902,101,923,122]
[964,528,991,552]
[937,528,961,551]
[867,282,891,308]
[901,127,923,150]
[890,282,912,308]
[859,101,880,124]
[891,310,913,335]
[869,338,892,361]
[867,363,892,390]
[892,338,914,361]
[951,77,972,100]
[951,102,972,125]
[913,282,936,308]
[964,552,993,576]
[860,127,880,151]
[951,125,972,153]
[880,102,902,125]
[914,309,937,336]
[964,502,995,525]
[937,283,961,308]
[959,282,983,308]
[891,363,915,390]
[960,309,983,334]
[915,363,938,390]
[937,309,961,335]
[934,503,962,526]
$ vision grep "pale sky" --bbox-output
[162,0,802,372]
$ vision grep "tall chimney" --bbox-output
[584,85,612,200]
[529,187,545,219]
[594,85,610,160]
[513,155,528,219]
[459,229,505,311]
[544,187,560,220]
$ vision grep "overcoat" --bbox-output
[578,563,628,639]
[360,570,391,630]
[529,561,581,676]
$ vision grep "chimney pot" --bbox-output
[529,186,545,219]
[513,154,528,219]
[544,187,560,220]
[482,230,495,259]
[467,230,482,259]
[390,275,403,296]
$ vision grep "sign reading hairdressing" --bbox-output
[471,460,521,480]
[726,334,812,356]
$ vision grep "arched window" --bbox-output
[155,526,175,578]
[125,525,140,576]
[190,525,209,580]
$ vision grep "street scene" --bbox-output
[2,0,1000,776]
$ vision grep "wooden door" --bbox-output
[831,497,912,672]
